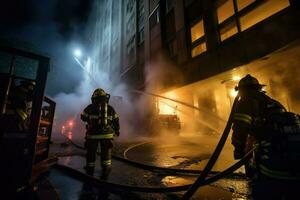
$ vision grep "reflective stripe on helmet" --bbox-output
[234,113,252,124]
[86,134,114,139]
[259,165,300,180]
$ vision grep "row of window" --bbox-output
[190,0,290,58]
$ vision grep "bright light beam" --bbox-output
[74,48,82,58]
[73,56,99,86]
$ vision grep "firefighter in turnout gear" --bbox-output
[81,88,120,179]
[231,74,300,199]
[1,80,35,133]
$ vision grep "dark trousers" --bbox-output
[85,139,112,172]
[250,175,300,200]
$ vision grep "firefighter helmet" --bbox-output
[92,88,107,98]
[235,74,265,90]
[20,80,35,91]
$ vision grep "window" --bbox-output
[191,20,205,43]
[220,21,238,41]
[192,43,207,58]
[217,0,235,24]
[216,0,290,42]
[190,19,206,57]
[240,0,290,31]
[217,0,238,42]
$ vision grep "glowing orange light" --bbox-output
[232,75,241,81]
[158,91,178,115]
[230,89,238,97]
[69,121,74,127]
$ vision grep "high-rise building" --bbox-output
[88,0,300,133]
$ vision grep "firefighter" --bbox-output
[1,80,35,133]
[81,88,120,179]
[231,74,300,199]
[0,80,35,196]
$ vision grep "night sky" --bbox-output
[0,0,94,96]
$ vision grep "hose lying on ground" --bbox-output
[54,149,252,193]
[65,137,245,177]
[181,96,240,199]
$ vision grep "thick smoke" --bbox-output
[51,0,134,141]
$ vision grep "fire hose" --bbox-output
[54,149,252,193]
[65,137,245,177]
[55,95,253,195]
[181,96,239,199]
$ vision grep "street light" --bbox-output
[74,48,82,58]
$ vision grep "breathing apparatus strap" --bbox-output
[182,95,240,200]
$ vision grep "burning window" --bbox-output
[190,19,206,57]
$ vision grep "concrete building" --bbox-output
[120,0,300,133]
[88,0,300,134]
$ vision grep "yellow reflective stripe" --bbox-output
[234,116,252,124]
[102,160,112,166]
[234,113,252,121]
[259,165,300,180]
[234,113,252,123]
[86,134,114,139]
[16,109,27,120]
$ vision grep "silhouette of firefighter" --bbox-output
[231,74,300,199]
[0,80,35,196]
[81,88,120,179]
[1,80,35,133]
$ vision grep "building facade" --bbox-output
[119,0,300,133]
[87,0,300,134]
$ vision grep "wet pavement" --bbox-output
[49,134,250,199]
